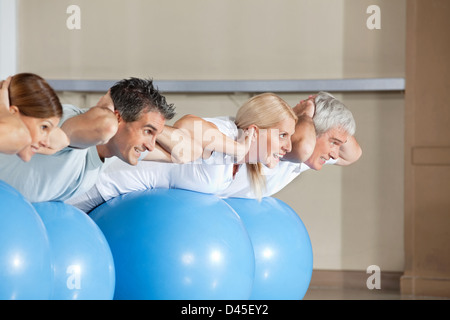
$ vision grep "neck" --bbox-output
[96,144,112,163]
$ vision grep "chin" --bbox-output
[18,151,32,162]
[305,160,320,171]
[124,160,137,166]
[119,154,136,166]
[128,157,140,166]
[264,158,279,169]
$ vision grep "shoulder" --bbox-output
[59,104,85,126]
[203,116,238,138]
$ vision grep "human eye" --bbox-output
[144,129,154,135]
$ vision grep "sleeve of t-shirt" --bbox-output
[58,104,85,127]
[202,116,238,139]
[56,104,86,152]
[201,116,238,165]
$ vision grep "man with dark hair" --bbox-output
[109,77,176,123]
[0,77,189,202]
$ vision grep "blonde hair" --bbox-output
[235,93,297,199]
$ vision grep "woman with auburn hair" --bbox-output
[67,92,298,212]
[0,73,68,162]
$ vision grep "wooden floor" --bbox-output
[303,286,450,300]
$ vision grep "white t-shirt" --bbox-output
[67,115,338,211]
[67,116,240,210]
[217,158,338,199]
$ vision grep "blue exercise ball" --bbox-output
[90,188,255,300]
[33,202,115,300]
[224,197,313,300]
[0,181,52,300]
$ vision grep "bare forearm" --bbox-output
[62,107,118,149]
[36,127,70,155]
[156,125,202,163]
[337,135,362,166]
[143,142,174,162]
[284,115,316,163]
[174,114,252,162]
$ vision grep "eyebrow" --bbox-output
[143,124,158,131]
[330,137,345,144]
[45,120,56,128]
[144,123,165,134]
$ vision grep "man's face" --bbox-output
[111,110,166,165]
[305,127,348,170]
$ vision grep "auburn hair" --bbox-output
[9,73,62,119]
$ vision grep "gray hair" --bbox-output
[313,91,356,136]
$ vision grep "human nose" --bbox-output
[282,138,292,153]
[144,134,157,152]
[38,131,50,148]
[329,145,339,159]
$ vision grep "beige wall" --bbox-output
[402,0,450,297]
[275,92,404,272]
[18,0,406,273]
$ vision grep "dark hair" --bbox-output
[109,77,176,122]
[9,73,63,119]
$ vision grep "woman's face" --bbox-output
[248,117,296,168]
[17,114,60,161]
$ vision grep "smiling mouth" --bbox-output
[133,147,141,156]
[320,156,328,164]
[30,145,39,153]
[273,153,284,160]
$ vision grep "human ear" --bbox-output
[246,125,258,142]
[9,105,20,115]
[114,110,123,124]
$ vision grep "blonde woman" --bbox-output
[67,93,297,212]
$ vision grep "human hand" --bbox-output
[95,90,115,112]
[235,127,256,162]
[294,95,316,118]
[0,77,12,113]
[36,127,70,155]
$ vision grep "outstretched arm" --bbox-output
[336,135,362,166]
[284,97,317,163]
[172,114,254,163]
[159,125,202,163]
[143,125,203,163]
[36,127,70,155]
[61,92,118,149]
